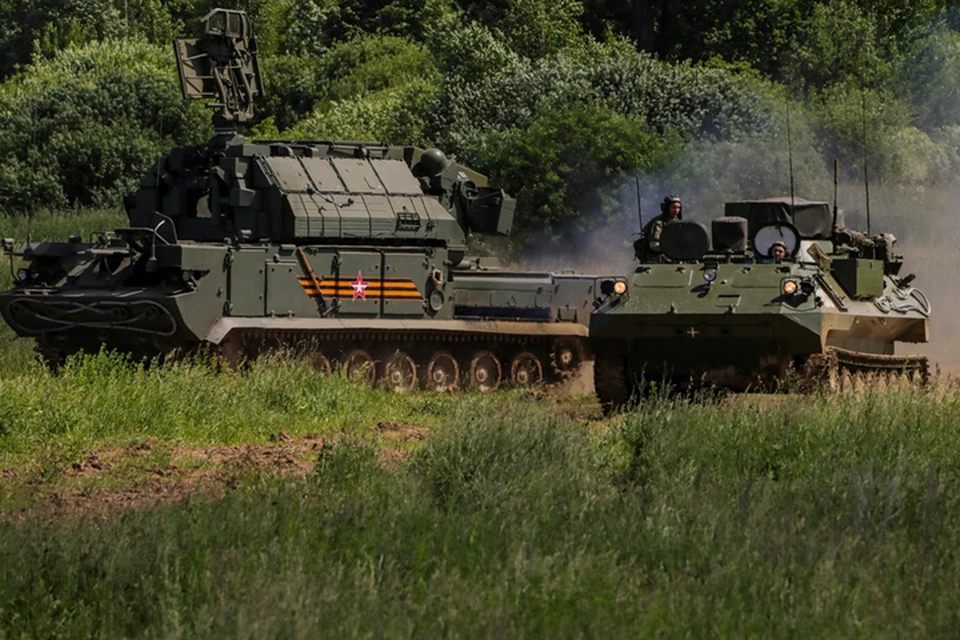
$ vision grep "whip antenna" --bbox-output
[832,158,839,231]
[786,101,796,216]
[635,174,643,232]
[860,89,872,234]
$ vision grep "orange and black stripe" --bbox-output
[298,276,424,300]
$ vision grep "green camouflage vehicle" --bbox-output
[591,197,931,406]
[0,9,623,391]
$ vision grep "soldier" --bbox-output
[769,241,788,263]
[641,195,683,261]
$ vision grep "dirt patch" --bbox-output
[4,428,426,522]
[172,432,325,474]
[374,421,427,441]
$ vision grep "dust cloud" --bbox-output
[513,177,959,371]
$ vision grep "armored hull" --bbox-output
[591,198,931,406]
[0,134,612,391]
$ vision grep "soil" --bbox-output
[2,424,429,522]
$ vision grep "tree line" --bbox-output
[0,0,958,245]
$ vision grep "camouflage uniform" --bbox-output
[642,213,680,261]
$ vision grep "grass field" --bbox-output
[0,207,958,637]
[1,353,960,637]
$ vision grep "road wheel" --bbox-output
[550,338,584,379]
[310,352,332,376]
[425,351,459,392]
[510,352,543,387]
[423,351,460,393]
[343,349,376,385]
[594,352,630,413]
[382,351,417,392]
[469,351,501,393]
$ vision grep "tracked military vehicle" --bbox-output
[591,196,931,405]
[0,9,625,391]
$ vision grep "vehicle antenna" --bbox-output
[832,158,839,231]
[786,101,796,217]
[635,174,643,232]
[26,202,32,250]
[860,89,872,235]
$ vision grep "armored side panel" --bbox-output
[831,258,884,299]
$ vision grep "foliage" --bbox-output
[260,35,439,133]
[899,27,960,130]
[0,0,122,79]
[806,83,956,184]
[477,103,675,242]
[0,40,210,211]
[457,0,589,59]
[283,79,439,144]
[430,40,780,162]
[320,35,439,101]
[788,0,889,91]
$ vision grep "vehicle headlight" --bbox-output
[782,279,799,295]
[613,280,627,295]
[16,268,28,282]
[703,267,718,283]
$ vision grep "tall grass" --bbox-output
[1,374,959,637]
[0,352,507,464]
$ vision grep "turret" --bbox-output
[123,9,515,249]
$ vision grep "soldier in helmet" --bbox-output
[768,241,788,263]
[640,195,683,261]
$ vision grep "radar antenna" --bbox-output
[174,9,264,129]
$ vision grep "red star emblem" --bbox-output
[350,271,370,301]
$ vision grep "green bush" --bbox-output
[477,103,675,242]
[431,42,780,159]
[810,83,909,182]
[283,79,439,144]
[261,35,440,140]
[0,39,210,211]
[0,0,122,79]
[319,34,440,101]
[899,28,960,130]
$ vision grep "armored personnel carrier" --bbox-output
[0,9,625,391]
[591,196,931,406]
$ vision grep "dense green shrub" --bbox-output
[0,0,122,79]
[260,35,439,133]
[318,34,440,101]
[431,40,780,159]
[476,103,675,241]
[807,83,951,184]
[0,40,209,211]
[282,79,439,143]
[899,27,960,130]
